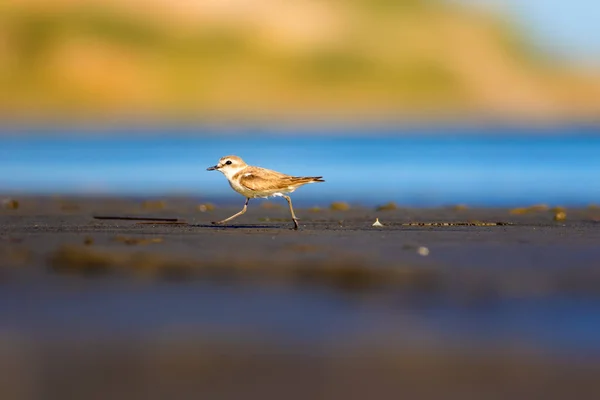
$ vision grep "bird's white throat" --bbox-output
[220,165,246,181]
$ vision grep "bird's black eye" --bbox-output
[225,160,232,165]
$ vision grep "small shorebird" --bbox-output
[207,155,324,230]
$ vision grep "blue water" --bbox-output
[1,125,599,206]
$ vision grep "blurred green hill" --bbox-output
[1,0,599,123]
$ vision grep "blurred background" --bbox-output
[3,3,600,398]
[1,0,599,205]
[1,0,600,121]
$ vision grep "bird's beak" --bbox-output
[207,165,218,171]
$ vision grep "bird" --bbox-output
[207,155,324,230]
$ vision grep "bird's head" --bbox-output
[207,155,247,178]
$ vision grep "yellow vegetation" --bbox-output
[376,202,398,211]
[1,0,599,122]
[330,202,351,211]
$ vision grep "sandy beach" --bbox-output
[2,196,600,399]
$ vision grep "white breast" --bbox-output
[228,178,253,197]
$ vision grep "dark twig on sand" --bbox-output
[401,222,511,226]
[93,216,182,222]
[135,221,188,225]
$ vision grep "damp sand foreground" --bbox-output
[2,197,600,399]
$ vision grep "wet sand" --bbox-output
[2,197,600,399]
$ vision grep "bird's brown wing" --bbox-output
[236,167,296,192]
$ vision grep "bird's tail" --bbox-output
[293,176,325,184]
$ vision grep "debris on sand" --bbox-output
[45,245,441,293]
[48,245,118,275]
[135,221,188,225]
[47,245,196,280]
[291,262,438,293]
[510,204,550,215]
[372,218,384,227]
[509,208,529,215]
[553,211,567,221]
[94,216,182,222]
[135,221,187,225]
[376,202,397,211]
[197,203,215,212]
[141,200,167,210]
[113,236,163,245]
[2,198,19,210]
[417,246,430,256]
[402,221,510,227]
[511,204,567,220]
[330,202,350,211]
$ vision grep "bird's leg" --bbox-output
[282,195,299,230]
[212,198,250,225]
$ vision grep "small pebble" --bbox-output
[554,211,567,221]
[197,203,215,212]
[2,198,19,210]
[417,246,429,256]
